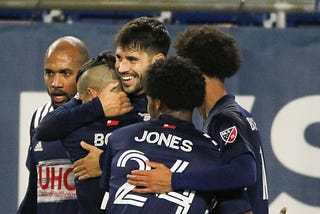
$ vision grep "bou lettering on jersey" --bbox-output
[37,159,77,202]
[93,119,123,147]
[94,132,112,147]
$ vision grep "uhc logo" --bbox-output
[37,160,77,202]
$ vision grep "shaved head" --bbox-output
[46,36,89,66]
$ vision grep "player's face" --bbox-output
[115,47,154,96]
[44,49,81,108]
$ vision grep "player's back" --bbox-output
[62,110,146,214]
[234,98,269,214]
[102,114,221,214]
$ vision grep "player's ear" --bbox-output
[154,98,162,112]
[151,53,165,64]
[87,88,98,98]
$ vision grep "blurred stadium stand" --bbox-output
[0,0,320,27]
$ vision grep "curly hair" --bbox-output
[114,16,171,56]
[174,25,241,80]
[145,56,205,111]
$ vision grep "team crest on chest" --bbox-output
[220,126,238,144]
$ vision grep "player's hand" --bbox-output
[127,161,172,194]
[73,141,103,180]
[98,81,133,117]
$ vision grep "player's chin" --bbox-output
[123,85,136,95]
[124,84,144,96]
[51,99,68,109]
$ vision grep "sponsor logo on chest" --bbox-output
[37,159,77,202]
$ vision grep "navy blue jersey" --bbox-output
[100,114,221,214]
[17,102,78,214]
[32,94,148,213]
[203,95,269,214]
[62,111,145,214]
[35,94,149,141]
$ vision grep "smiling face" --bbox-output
[115,46,156,96]
[44,47,82,108]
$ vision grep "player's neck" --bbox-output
[203,77,227,118]
[163,111,192,122]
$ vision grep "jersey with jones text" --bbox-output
[101,114,221,214]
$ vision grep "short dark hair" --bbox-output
[145,56,205,111]
[115,16,171,56]
[76,51,116,82]
[174,25,241,80]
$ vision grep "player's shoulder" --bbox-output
[205,107,248,141]
[110,121,147,136]
[31,102,53,129]
[212,108,243,126]
[33,102,52,115]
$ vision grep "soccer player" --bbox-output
[34,16,171,180]
[17,36,89,214]
[100,56,221,213]
[60,51,143,213]
[127,26,269,214]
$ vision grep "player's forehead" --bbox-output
[45,50,80,69]
[115,46,148,59]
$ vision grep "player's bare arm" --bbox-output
[73,141,103,180]
[98,81,133,117]
[127,161,172,193]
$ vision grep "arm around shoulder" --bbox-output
[172,153,256,191]
[35,97,104,141]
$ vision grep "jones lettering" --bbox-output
[134,130,193,152]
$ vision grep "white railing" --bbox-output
[0,0,317,13]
